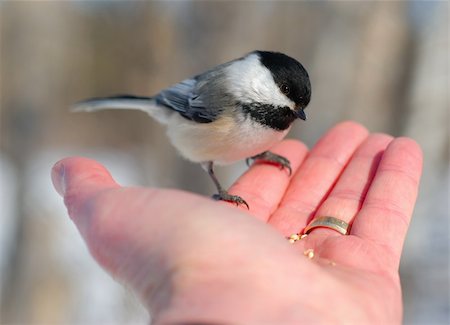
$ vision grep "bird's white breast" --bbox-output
[166,113,289,165]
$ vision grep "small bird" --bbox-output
[73,50,311,208]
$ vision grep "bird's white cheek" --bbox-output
[226,54,295,109]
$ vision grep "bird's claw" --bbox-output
[212,190,249,209]
[246,151,292,176]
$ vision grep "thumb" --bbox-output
[51,157,120,218]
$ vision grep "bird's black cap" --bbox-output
[255,51,311,113]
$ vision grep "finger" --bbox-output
[269,121,369,235]
[50,157,218,301]
[228,139,308,221]
[51,157,120,219]
[304,134,393,239]
[351,138,423,267]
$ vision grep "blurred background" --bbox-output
[0,1,448,324]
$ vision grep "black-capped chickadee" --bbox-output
[73,50,311,208]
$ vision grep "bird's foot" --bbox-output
[212,190,249,209]
[246,151,292,175]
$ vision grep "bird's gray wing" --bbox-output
[154,77,220,123]
[154,60,236,124]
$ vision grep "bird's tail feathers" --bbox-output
[71,95,171,124]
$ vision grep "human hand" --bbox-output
[51,121,422,324]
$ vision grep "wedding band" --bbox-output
[303,216,349,235]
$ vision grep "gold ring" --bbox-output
[303,216,349,235]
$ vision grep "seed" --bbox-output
[303,249,315,259]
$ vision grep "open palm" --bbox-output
[52,121,422,324]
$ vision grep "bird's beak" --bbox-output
[296,108,307,121]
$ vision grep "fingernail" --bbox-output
[51,161,66,196]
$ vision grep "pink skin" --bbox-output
[51,121,423,324]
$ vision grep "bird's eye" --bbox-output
[281,84,290,95]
